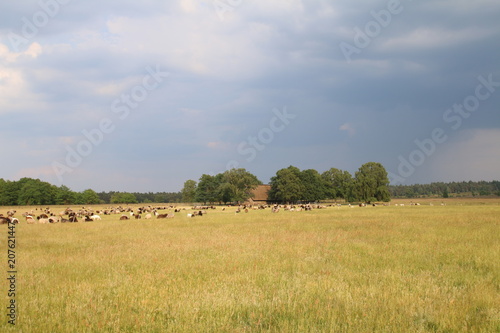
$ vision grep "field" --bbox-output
[1,199,499,332]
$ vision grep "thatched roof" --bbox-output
[250,185,271,202]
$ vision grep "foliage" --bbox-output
[110,192,138,204]
[268,166,306,203]
[322,168,354,201]
[0,178,181,205]
[300,169,326,202]
[220,168,262,203]
[389,180,500,198]
[354,162,391,202]
[80,189,102,204]
[195,174,221,204]
[181,180,197,203]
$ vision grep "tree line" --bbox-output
[182,162,391,204]
[2,169,498,207]
[0,178,181,206]
[389,181,500,198]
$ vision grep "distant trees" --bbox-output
[389,181,500,198]
[1,171,498,207]
[269,163,390,203]
[0,178,182,205]
[195,168,262,204]
[110,192,138,204]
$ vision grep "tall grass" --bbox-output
[1,203,499,332]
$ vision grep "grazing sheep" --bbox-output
[38,218,49,224]
[26,216,36,224]
[49,217,60,223]
[119,215,129,220]
[90,215,102,221]
[144,213,152,219]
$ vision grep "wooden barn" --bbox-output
[247,185,271,204]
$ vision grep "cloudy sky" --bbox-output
[1,0,499,192]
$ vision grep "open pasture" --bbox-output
[1,201,499,332]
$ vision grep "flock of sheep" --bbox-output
[0,202,432,225]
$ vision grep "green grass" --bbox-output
[1,203,499,332]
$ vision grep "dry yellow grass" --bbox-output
[0,201,499,332]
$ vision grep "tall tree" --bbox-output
[322,168,354,201]
[181,180,197,203]
[220,168,262,203]
[269,166,305,203]
[195,174,221,204]
[80,189,101,204]
[300,169,326,202]
[354,162,391,202]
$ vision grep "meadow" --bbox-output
[1,199,499,332]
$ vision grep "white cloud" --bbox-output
[339,123,356,137]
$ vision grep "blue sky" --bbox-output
[1,0,499,192]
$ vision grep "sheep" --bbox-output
[119,215,129,220]
[144,213,152,219]
[38,218,49,224]
[90,215,102,221]
[49,217,60,223]
[26,216,36,224]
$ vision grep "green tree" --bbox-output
[55,185,76,205]
[17,180,44,205]
[195,174,221,204]
[80,189,101,204]
[217,182,237,204]
[16,178,57,205]
[181,180,197,203]
[300,169,326,202]
[110,192,138,204]
[354,162,391,202]
[321,168,354,201]
[269,166,305,203]
[219,168,262,203]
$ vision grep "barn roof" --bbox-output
[250,185,271,202]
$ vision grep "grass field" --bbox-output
[1,199,499,332]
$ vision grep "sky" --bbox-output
[1,0,499,193]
